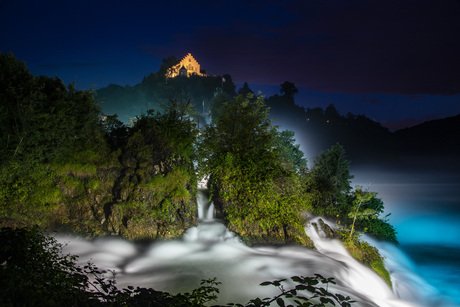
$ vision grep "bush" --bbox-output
[0,227,92,306]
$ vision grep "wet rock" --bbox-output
[311,218,336,239]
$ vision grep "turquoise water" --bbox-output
[401,244,460,306]
[352,166,460,306]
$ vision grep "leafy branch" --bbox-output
[222,274,356,307]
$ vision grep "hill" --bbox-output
[393,114,460,156]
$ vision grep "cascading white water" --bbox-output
[56,190,447,306]
[363,235,460,307]
[196,188,216,221]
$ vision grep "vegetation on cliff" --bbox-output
[0,52,198,239]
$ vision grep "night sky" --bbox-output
[1,0,460,131]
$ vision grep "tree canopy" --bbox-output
[0,52,102,166]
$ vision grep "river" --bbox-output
[353,163,460,306]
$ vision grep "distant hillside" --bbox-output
[96,72,236,123]
[95,72,460,168]
[392,114,460,156]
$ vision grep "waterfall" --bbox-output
[363,235,459,307]
[55,191,452,306]
[305,217,415,307]
[196,189,216,221]
[183,187,240,242]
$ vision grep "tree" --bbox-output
[0,52,102,165]
[200,93,278,176]
[209,93,228,125]
[222,73,236,97]
[325,104,340,120]
[0,227,92,305]
[129,100,198,170]
[199,94,310,243]
[348,186,377,240]
[158,56,180,78]
[237,82,254,97]
[276,130,308,174]
[280,81,298,103]
[102,114,128,149]
[347,187,399,244]
[0,53,105,226]
[116,101,199,237]
[307,144,353,216]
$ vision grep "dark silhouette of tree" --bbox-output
[0,52,101,165]
[280,81,298,103]
[158,56,180,77]
[238,82,254,97]
[325,104,340,120]
[222,74,236,97]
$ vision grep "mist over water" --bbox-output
[352,161,460,306]
[351,163,460,244]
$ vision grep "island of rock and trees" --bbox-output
[1,52,459,306]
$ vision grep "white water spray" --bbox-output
[56,189,443,306]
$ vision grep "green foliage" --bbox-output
[128,100,198,171]
[348,186,378,240]
[111,101,199,238]
[0,52,111,229]
[200,94,310,242]
[122,167,192,221]
[199,93,280,186]
[210,92,229,124]
[338,186,398,244]
[200,93,279,169]
[0,162,63,224]
[337,228,392,287]
[0,226,222,306]
[307,144,353,216]
[358,214,398,244]
[305,145,398,244]
[236,275,356,307]
[101,113,128,149]
[0,52,102,166]
[0,227,92,306]
[276,130,308,173]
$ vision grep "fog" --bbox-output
[351,161,460,246]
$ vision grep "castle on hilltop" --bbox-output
[167,53,206,78]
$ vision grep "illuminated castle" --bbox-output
[167,53,206,78]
